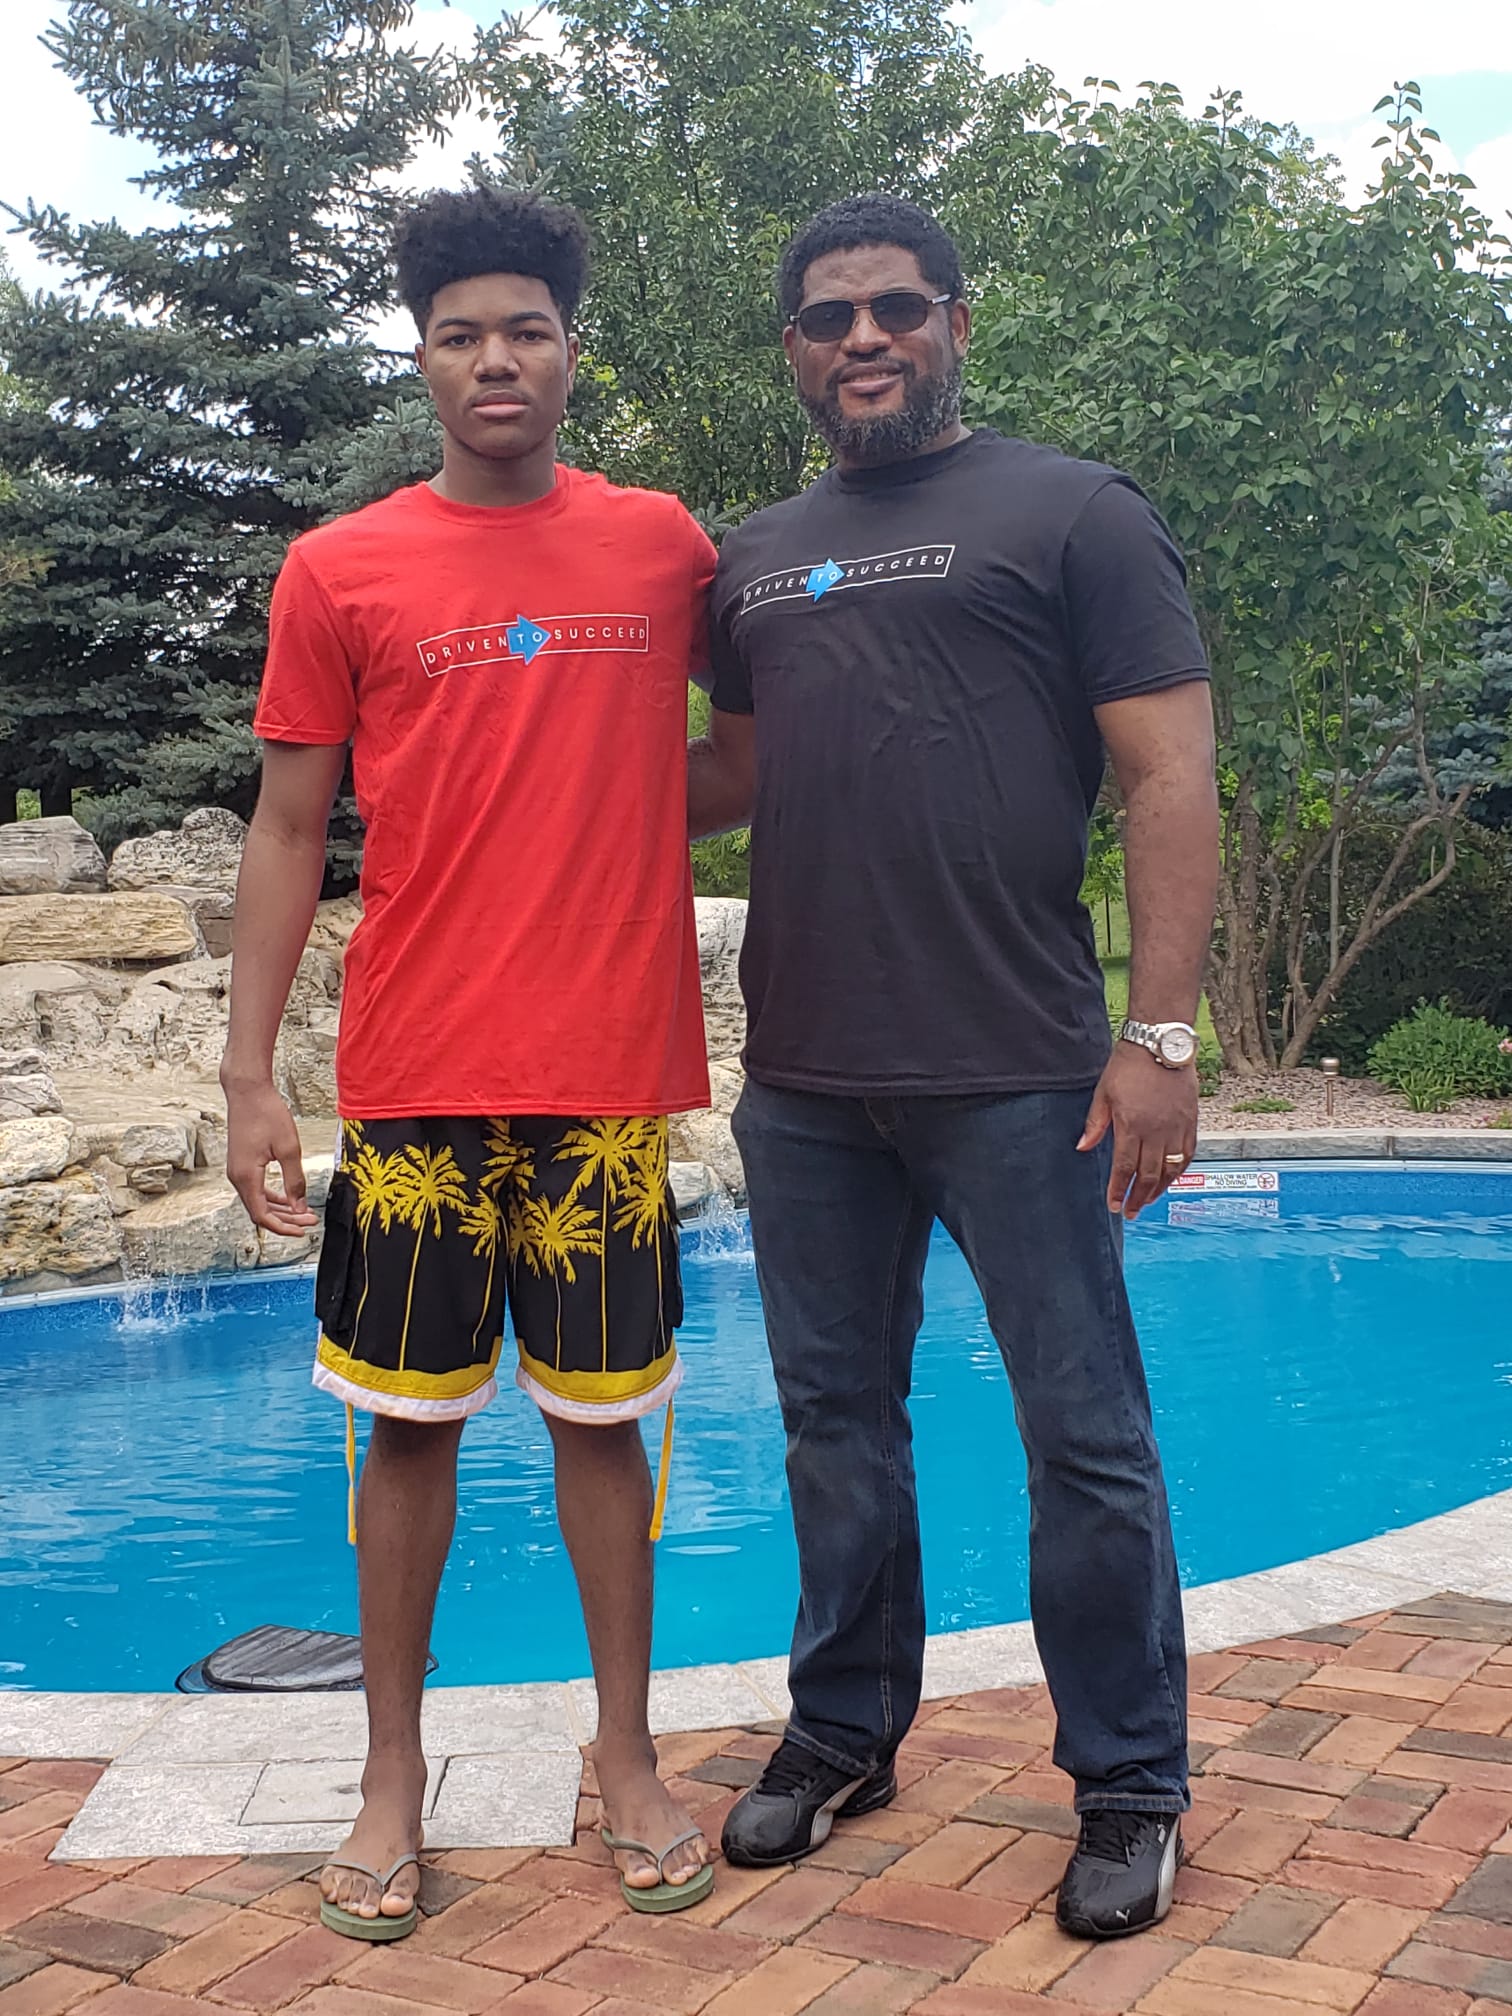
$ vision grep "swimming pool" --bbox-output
[3,1163,1509,1693]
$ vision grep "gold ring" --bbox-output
[1164,1153,1187,1165]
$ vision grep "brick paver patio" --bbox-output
[5,1593,1512,2014]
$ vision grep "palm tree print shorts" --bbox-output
[311,1116,684,1424]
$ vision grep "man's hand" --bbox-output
[1078,1044,1197,1220]
[224,1080,320,1237]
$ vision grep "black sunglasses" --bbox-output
[790,289,955,344]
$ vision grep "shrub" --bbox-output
[1367,1001,1512,1106]
[1396,1069,1458,1114]
[1197,1039,1222,1098]
[1232,1095,1295,1114]
[1306,825,1512,1072]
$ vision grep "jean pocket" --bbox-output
[314,1169,363,1346]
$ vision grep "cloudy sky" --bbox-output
[3,0,1509,328]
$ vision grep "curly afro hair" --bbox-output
[777,194,964,322]
[395,185,592,336]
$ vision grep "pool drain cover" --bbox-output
[175,1625,438,1694]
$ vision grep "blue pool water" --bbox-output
[2,1164,1510,1693]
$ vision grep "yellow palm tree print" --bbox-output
[514,1189,604,1367]
[481,1120,535,1198]
[390,1143,470,1370]
[342,1124,402,1346]
[556,1118,659,1370]
[612,1123,673,1351]
[458,1189,505,1360]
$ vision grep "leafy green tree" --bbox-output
[469,0,982,519]
[0,0,460,846]
[1467,440,1512,829]
[0,252,49,822]
[967,81,1512,1070]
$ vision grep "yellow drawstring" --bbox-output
[345,1403,358,1547]
[649,1398,675,1543]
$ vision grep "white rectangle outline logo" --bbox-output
[416,614,652,678]
[737,544,957,613]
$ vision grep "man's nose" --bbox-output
[475,336,520,376]
[840,306,891,351]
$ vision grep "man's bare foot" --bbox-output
[594,1734,709,1891]
[320,1752,427,1920]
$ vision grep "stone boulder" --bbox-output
[0,1049,62,1121]
[117,1119,197,1197]
[153,887,235,958]
[281,1006,339,1116]
[0,893,203,966]
[0,965,125,1059]
[120,1177,259,1276]
[108,806,247,893]
[307,895,363,956]
[0,1169,123,1283]
[670,1161,722,1219]
[0,1115,85,1184]
[0,816,108,896]
[669,1110,744,1204]
[668,1058,745,1203]
[119,1154,333,1277]
[695,897,747,1062]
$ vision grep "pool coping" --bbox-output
[11,1484,1512,1861]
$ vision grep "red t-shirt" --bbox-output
[254,471,715,1118]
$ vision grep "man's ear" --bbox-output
[415,341,428,381]
[566,332,580,396]
[951,298,972,360]
[782,322,799,378]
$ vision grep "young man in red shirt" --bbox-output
[223,188,717,1936]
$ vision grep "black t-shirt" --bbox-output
[708,429,1209,1096]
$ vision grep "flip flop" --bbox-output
[601,1825,715,1914]
[318,1851,421,1941]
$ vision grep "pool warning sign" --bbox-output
[1169,1169,1280,1193]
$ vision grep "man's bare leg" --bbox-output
[320,1413,463,1921]
[548,1414,708,1890]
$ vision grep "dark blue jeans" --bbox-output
[732,1078,1188,1814]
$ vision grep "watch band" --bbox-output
[1119,1018,1198,1067]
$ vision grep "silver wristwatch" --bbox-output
[1119,1018,1198,1069]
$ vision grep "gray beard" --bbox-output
[802,358,964,466]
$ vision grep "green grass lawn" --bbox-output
[1094,898,1219,1050]
[1099,954,1219,1048]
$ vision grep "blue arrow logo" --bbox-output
[806,558,845,601]
[505,614,551,664]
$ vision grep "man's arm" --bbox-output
[688,705,756,839]
[1079,680,1219,1218]
[220,741,347,1235]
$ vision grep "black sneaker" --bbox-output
[1055,1809,1183,1939]
[721,1737,897,1867]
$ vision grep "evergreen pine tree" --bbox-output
[0,0,461,845]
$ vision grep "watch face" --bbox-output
[1159,1026,1198,1067]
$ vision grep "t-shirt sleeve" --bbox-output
[684,508,719,693]
[707,536,755,716]
[1063,478,1210,705]
[253,543,358,745]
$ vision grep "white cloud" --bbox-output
[0,0,531,308]
[966,0,1511,138]
[1,0,161,294]
[3,0,1507,314]
[1466,132,1512,232]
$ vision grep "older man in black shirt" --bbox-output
[689,195,1219,1939]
